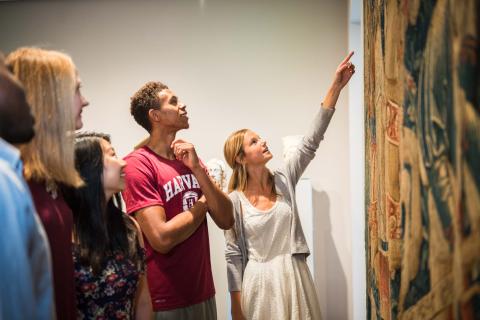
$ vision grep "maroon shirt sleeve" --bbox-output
[122,154,164,215]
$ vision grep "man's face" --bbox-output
[153,89,189,131]
[0,60,35,144]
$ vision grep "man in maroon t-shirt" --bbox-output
[122,81,234,319]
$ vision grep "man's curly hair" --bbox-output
[130,81,168,132]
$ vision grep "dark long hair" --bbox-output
[63,132,140,274]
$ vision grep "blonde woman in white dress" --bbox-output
[223,52,355,320]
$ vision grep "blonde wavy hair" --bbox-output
[6,47,83,187]
[223,129,276,195]
[224,129,249,193]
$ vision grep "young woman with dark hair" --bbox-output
[63,132,152,319]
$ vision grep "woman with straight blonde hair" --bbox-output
[224,52,355,320]
[6,47,89,320]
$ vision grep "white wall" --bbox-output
[0,1,353,318]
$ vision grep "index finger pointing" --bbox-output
[341,51,354,64]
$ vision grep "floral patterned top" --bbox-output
[73,245,145,320]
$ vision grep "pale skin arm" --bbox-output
[322,51,356,109]
[282,51,356,184]
[172,140,234,230]
[230,291,246,320]
[134,275,152,320]
[127,217,153,320]
[134,196,208,254]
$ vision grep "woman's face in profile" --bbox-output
[72,74,89,130]
[100,139,127,195]
[241,130,273,166]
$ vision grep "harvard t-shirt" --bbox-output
[122,146,215,311]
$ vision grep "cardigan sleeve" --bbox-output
[281,106,335,185]
[224,193,245,292]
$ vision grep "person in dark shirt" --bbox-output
[6,47,89,320]
[0,51,54,319]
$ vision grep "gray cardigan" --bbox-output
[224,106,335,292]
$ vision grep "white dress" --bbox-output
[239,193,322,320]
